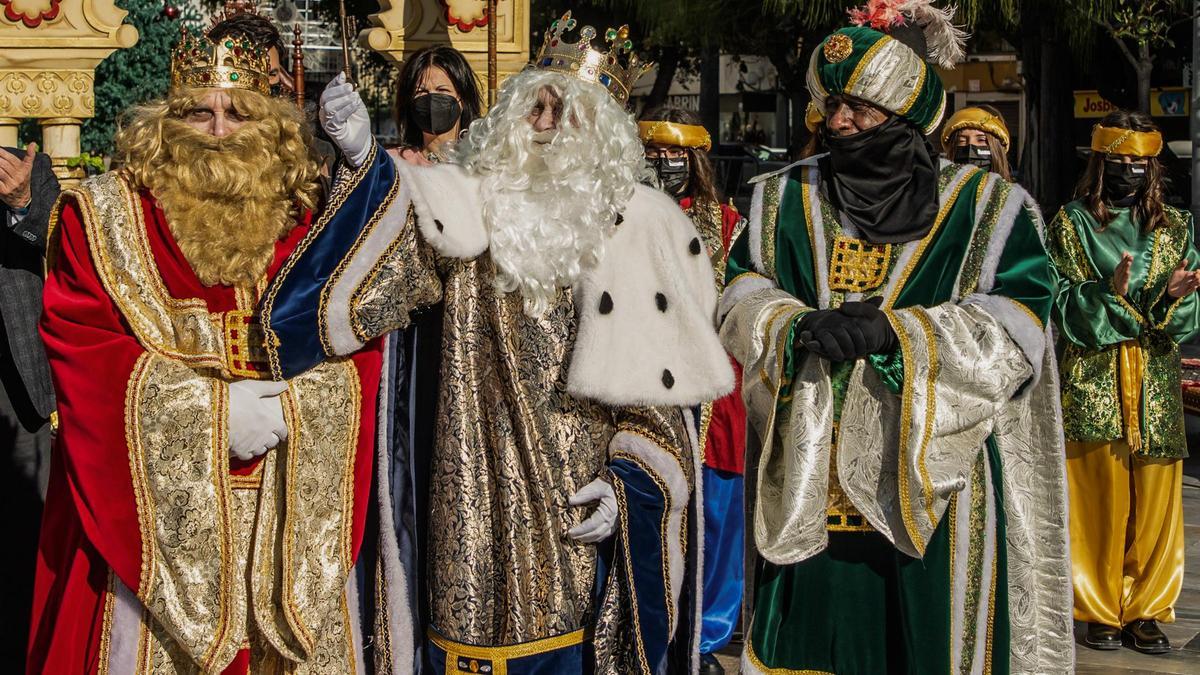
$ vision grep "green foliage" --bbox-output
[81,0,201,156]
[1110,0,1182,50]
[67,152,107,176]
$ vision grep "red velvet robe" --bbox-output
[28,185,380,674]
[679,197,747,475]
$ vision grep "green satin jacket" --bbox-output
[1049,200,1200,458]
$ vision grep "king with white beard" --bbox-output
[259,12,732,675]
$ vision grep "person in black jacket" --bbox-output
[0,142,57,666]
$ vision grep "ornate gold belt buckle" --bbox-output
[828,235,891,293]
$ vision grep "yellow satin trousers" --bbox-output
[1066,440,1184,627]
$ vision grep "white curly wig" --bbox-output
[455,68,654,317]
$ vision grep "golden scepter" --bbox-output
[338,0,357,86]
[487,0,498,107]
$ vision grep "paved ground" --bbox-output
[1071,454,1200,675]
[710,441,1200,673]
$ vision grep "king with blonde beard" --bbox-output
[29,28,383,674]
[260,12,732,675]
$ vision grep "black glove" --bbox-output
[794,309,840,356]
[799,301,898,362]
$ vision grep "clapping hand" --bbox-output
[1166,259,1200,299]
[1112,252,1134,297]
[0,143,35,211]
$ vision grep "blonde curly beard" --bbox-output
[149,119,296,287]
[115,88,320,288]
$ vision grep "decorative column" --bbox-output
[0,0,138,184]
[363,0,530,103]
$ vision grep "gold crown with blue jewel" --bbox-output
[534,11,652,105]
[170,27,271,95]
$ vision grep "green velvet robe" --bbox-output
[719,159,1074,675]
[1049,201,1200,458]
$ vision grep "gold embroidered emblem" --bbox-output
[828,235,891,292]
[824,33,854,64]
[223,309,270,379]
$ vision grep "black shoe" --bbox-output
[1122,619,1171,654]
[699,653,726,675]
[1083,622,1122,650]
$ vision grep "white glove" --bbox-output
[567,477,618,543]
[228,380,289,461]
[319,72,373,168]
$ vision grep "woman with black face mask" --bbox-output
[639,105,745,675]
[1049,109,1200,656]
[388,45,482,166]
[940,104,1013,181]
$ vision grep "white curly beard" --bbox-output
[455,70,653,317]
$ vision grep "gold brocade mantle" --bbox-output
[67,172,367,673]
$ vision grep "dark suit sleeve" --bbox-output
[2,150,60,251]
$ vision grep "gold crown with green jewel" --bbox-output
[534,11,652,105]
[170,27,271,95]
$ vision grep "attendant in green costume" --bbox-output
[718,2,1074,673]
[1050,111,1200,655]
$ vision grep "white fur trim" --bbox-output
[107,576,143,673]
[345,575,368,674]
[803,169,832,309]
[684,407,704,675]
[568,185,734,407]
[719,273,777,322]
[978,184,1034,293]
[394,161,488,260]
[324,180,412,356]
[741,645,766,674]
[745,175,788,275]
[1024,193,1047,241]
[610,429,689,636]
[974,173,999,226]
[962,293,1047,384]
[374,340,414,675]
[748,181,766,273]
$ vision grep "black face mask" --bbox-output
[653,156,691,198]
[1102,161,1148,206]
[823,115,940,244]
[411,93,463,136]
[953,144,993,172]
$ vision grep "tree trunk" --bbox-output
[699,45,721,145]
[644,46,680,113]
[1137,42,1154,114]
[1021,6,1077,211]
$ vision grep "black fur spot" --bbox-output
[434,219,445,232]
[655,293,668,312]
[615,213,625,226]
[662,369,675,389]
[599,292,614,314]
[689,238,702,255]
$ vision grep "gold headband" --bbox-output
[940,107,1010,150]
[638,121,712,152]
[1091,125,1163,158]
[805,100,824,133]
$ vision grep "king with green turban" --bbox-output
[719,2,1074,673]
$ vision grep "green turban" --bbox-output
[807,26,947,136]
